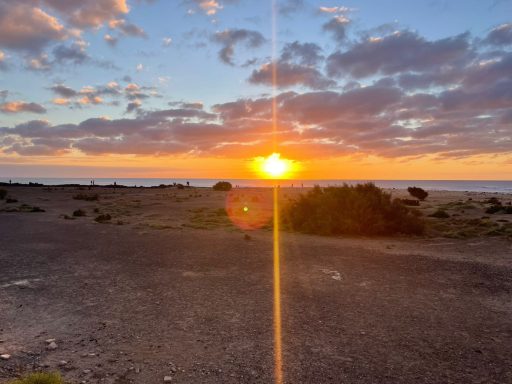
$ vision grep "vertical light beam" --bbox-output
[273,184,283,384]
[271,1,283,384]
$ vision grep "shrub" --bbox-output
[429,209,450,218]
[213,181,233,191]
[8,372,64,384]
[6,198,18,203]
[281,183,424,236]
[486,205,503,214]
[407,186,429,201]
[0,189,7,200]
[73,193,98,201]
[176,183,185,190]
[73,209,86,217]
[504,206,512,214]
[94,214,111,223]
[485,197,501,205]
[401,199,420,206]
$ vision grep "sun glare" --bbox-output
[255,153,295,179]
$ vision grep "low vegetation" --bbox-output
[407,186,429,201]
[73,209,86,217]
[0,189,7,200]
[429,209,450,219]
[73,193,99,201]
[8,372,64,384]
[282,183,425,236]
[95,214,112,223]
[213,181,233,191]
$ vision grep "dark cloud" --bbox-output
[322,17,349,43]
[52,42,88,64]
[281,41,323,66]
[327,30,471,78]
[50,84,78,98]
[212,29,265,66]
[484,23,512,46]
[248,62,336,90]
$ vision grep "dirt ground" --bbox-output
[1,186,512,383]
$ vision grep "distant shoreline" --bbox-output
[1,178,511,193]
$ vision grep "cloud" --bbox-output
[185,0,230,16]
[50,84,78,98]
[0,49,7,70]
[281,41,323,66]
[323,17,350,43]
[0,101,47,114]
[52,41,88,64]
[41,0,130,29]
[484,23,512,46]
[126,100,141,113]
[248,62,336,89]
[0,0,148,69]
[279,0,304,16]
[162,37,173,47]
[104,34,118,47]
[327,30,471,78]
[212,28,265,66]
[48,81,158,109]
[319,5,353,43]
[0,2,67,52]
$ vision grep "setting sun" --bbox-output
[254,153,296,179]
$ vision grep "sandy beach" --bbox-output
[0,185,511,383]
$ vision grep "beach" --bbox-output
[1,185,512,383]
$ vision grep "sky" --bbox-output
[0,0,511,180]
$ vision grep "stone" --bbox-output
[45,339,56,344]
[0,354,11,360]
[47,342,58,350]
[58,360,68,366]
[163,376,173,382]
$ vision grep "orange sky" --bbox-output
[2,152,510,180]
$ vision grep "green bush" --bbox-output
[8,372,64,384]
[407,186,428,201]
[429,209,450,219]
[212,181,232,191]
[282,183,424,236]
[0,189,7,200]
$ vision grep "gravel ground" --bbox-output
[1,187,511,383]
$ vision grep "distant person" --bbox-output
[9,179,11,184]
[187,181,190,187]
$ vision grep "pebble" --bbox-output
[163,376,173,382]
[83,369,91,374]
[58,360,68,366]
[47,342,58,350]
[45,339,56,344]
[0,354,11,360]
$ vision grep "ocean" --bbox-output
[0,178,511,193]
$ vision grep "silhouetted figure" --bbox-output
[9,179,11,184]
[187,181,190,187]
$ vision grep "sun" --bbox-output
[253,153,297,179]
[263,153,288,177]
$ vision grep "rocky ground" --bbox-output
[1,186,511,383]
